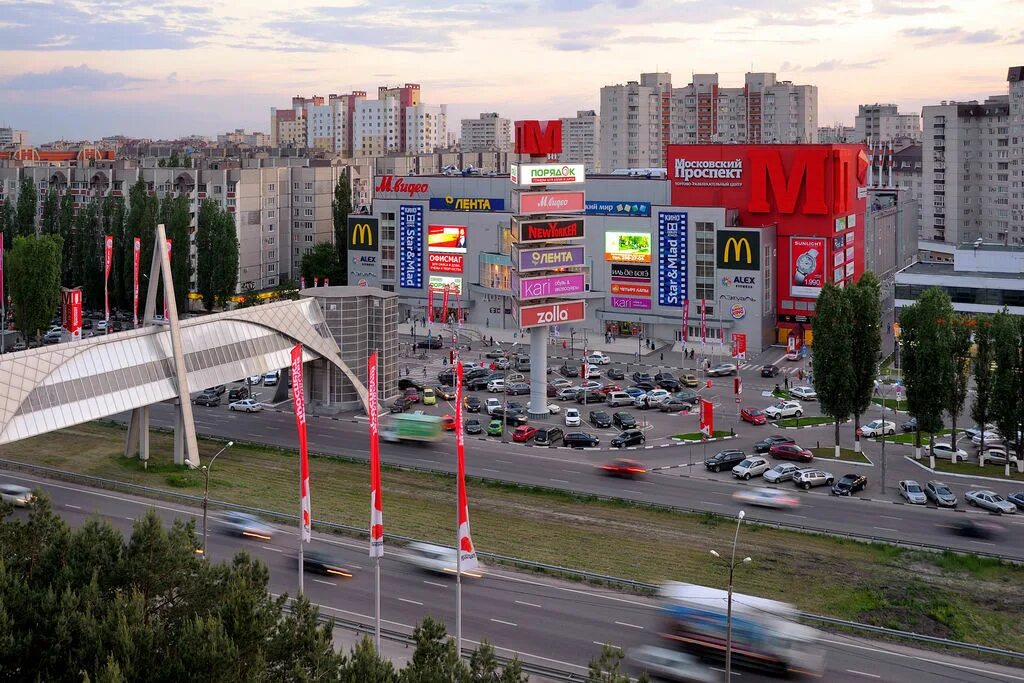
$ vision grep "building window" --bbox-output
[267,264,276,273]
[304,234,314,242]
[268,250,276,259]
[304,208,313,217]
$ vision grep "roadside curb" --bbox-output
[669,434,739,445]
[775,419,853,431]
[903,455,1024,485]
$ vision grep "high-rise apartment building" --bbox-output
[818,124,856,143]
[0,128,28,147]
[1009,67,1024,242]
[599,72,671,172]
[561,110,600,172]
[405,103,448,155]
[460,113,511,152]
[854,104,921,143]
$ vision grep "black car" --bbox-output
[534,427,564,446]
[390,398,410,413]
[417,337,443,349]
[192,392,221,407]
[607,367,625,380]
[494,410,528,426]
[761,364,780,378]
[658,378,681,391]
[303,550,353,577]
[205,385,227,396]
[631,381,656,392]
[632,372,653,383]
[559,364,581,378]
[754,434,794,453]
[466,367,491,381]
[831,473,868,496]
[227,386,249,401]
[589,411,612,428]
[576,388,604,404]
[398,378,425,391]
[438,369,455,385]
[563,432,600,448]
[654,372,675,382]
[901,417,918,433]
[611,430,646,448]
[613,412,637,429]
[673,389,700,405]
[464,419,483,435]
[464,396,481,413]
[467,376,491,391]
[1006,491,1024,511]
[951,518,1003,540]
[704,449,747,473]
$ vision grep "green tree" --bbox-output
[101,197,127,313]
[944,314,973,447]
[810,284,856,455]
[6,235,63,344]
[0,199,14,247]
[58,190,76,285]
[848,273,882,441]
[971,315,996,454]
[399,616,469,682]
[40,187,59,235]
[160,194,192,314]
[123,178,158,317]
[900,288,955,461]
[195,199,239,311]
[73,202,104,312]
[14,176,37,238]
[301,242,343,285]
[990,311,1024,466]
[587,645,648,683]
[332,169,353,283]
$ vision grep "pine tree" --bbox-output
[0,199,14,247]
[40,187,60,235]
[332,169,353,283]
[14,176,37,237]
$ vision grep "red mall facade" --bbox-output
[667,144,868,343]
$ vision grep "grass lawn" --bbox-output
[810,447,873,464]
[672,430,733,441]
[872,397,909,411]
[2,423,1022,651]
[776,416,836,428]
[771,388,790,399]
[882,430,951,445]
[926,458,1024,482]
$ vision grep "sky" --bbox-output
[0,0,1022,143]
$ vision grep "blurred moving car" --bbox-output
[405,542,482,577]
[707,363,738,377]
[221,511,274,540]
[597,459,647,478]
[732,487,800,509]
[228,399,263,413]
[966,489,1017,514]
[627,646,720,683]
[762,463,801,483]
[0,484,35,507]
[754,435,794,453]
[302,550,353,577]
[831,473,868,496]
[441,415,457,431]
[951,518,1004,539]
[898,480,927,505]
[925,480,958,508]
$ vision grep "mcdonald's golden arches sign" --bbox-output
[348,216,379,252]
[715,230,760,271]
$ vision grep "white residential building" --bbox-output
[0,127,28,147]
[1009,66,1024,242]
[853,104,921,143]
[818,124,856,143]
[561,110,600,172]
[460,113,510,151]
[405,103,447,155]
[599,72,670,172]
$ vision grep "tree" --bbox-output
[6,235,63,344]
[14,176,37,237]
[301,242,343,285]
[72,202,104,312]
[944,314,973,448]
[332,169,353,283]
[848,273,882,444]
[195,199,239,311]
[40,187,59,235]
[971,315,995,457]
[810,284,856,455]
[0,199,14,247]
[161,194,191,314]
[101,197,127,313]
[399,617,469,682]
[587,645,649,683]
[900,288,954,463]
[122,178,157,317]
[990,311,1024,468]
[58,190,76,286]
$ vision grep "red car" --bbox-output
[512,425,538,442]
[741,407,767,425]
[598,384,622,396]
[597,459,647,478]
[770,442,814,463]
[441,414,457,431]
[403,387,420,403]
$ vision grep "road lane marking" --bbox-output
[496,460,513,464]
[819,637,1024,682]
[622,489,641,494]
[481,468,501,473]
[260,546,282,553]
[615,621,644,629]
[490,618,518,627]
[551,479,570,484]
[873,527,898,532]
[423,580,448,588]
[879,515,901,521]
[313,579,336,587]
[846,670,881,679]
[65,504,82,509]
[783,514,805,519]
[701,501,723,506]
[515,600,542,608]
[399,598,423,606]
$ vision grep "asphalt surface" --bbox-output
[3,469,1022,683]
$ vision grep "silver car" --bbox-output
[763,463,801,483]
[925,480,958,508]
[793,468,834,490]
[221,511,275,539]
[628,645,720,683]
[966,490,1017,514]
[898,480,927,505]
[0,483,35,507]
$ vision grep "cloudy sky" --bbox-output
[0,0,1021,143]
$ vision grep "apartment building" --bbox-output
[460,113,511,152]
[853,104,921,143]
[560,110,600,172]
[1009,67,1024,243]
[599,72,671,172]
[217,129,270,147]
[0,127,28,147]
[404,103,448,155]
[818,124,856,143]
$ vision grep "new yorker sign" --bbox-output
[514,217,585,243]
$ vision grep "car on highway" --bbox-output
[0,484,35,507]
[632,371,653,383]
[763,401,804,420]
[965,489,1017,514]
[929,442,968,463]
[732,456,770,479]
[512,425,538,442]
[769,442,813,463]
[597,458,647,478]
[789,386,817,401]
[858,420,896,438]
[506,382,530,396]
[228,399,263,413]
[192,392,221,407]
[221,511,274,540]
[301,549,353,578]
[404,387,421,403]
[613,412,637,429]
[762,463,801,483]
[951,518,1004,540]
[793,468,834,490]
[901,417,918,432]
[740,407,767,425]
[607,367,626,380]
[924,480,958,508]
[464,419,483,435]
[486,419,503,437]
[831,473,868,496]
[754,435,794,454]
[680,373,699,388]
[1007,491,1024,511]
[704,449,747,473]
[463,396,481,413]
[587,352,611,365]
[533,427,564,446]
[659,396,694,413]
[732,487,801,510]
[390,398,410,413]
[421,387,436,406]
[707,363,738,377]
[611,430,646,448]
[761,364,780,378]
[589,410,612,428]
[898,480,927,505]
[564,432,599,448]
[627,646,719,683]
[406,542,482,577]
[564,408,582,427]
[434,386,456,401]
[227,386,249,401]
[487,379,505,393]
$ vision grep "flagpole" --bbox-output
[368,349,384,652]
[375,555,381,651]
[298,469,304,596]
[456,353,463,658]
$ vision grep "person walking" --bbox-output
[784,376,790,390]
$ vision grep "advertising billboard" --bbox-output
[790,237,826,297]
[515,245,586,272]
[375,176,430,198]
[429,196,504,212]
[514,120,563,155]
[61,287,82,340]
[658,212,687,307]
[715,230,760,271]
[348,216,379,252]
[604,232,652,263]
[515,217,585,243]
[427,225,467,253]
[585,200,651,217]
[513,273,587,300]
[517,299,586,328]
[428,275,462,294]
[517,191,586,215]
[610,263,651,281]
[428,252,464,273]
[610,296,652,310]
[610,283,651,297]
[399,205,424,289]
[511,163,585,187]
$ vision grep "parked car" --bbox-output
[438,369,455,386]
[587,352,611,365]
[416,337,443,349]
[657,377,681,392]
[789,386,817,401]
[762,463,801,483]
[207,385,227,396]
[559,364,581,378]
[563,432,599,448]
[611,430,646,448]
[654,371,676,383]
[901,417,918,433]
[229,399,262,413]
[971,430,1004,447]
[966,489,1017,514]
[831,473,868,496]
[589,410,612,428]
[659,397,693,413]
[770,442,813,463]
[632,381,656,392]
[597,458,646,478]
[398,378,426,391]
[512,425,538,443]
[576,388,605,404]
[704,449,747,473]
[421,387,437,406]
[622,387,646,400]
[302,550,353,578]
[680,373,699,388]
[506,382,530,396]
[929,442,968,463]
[464,419,483,435]
[487,379,505,393]
[732,487,801,510]
[464,396,481,413]
[707,363,738,377]
[263,371,279,386]
[564,408,582,427]
[1006,491,1024,511]
[486,419,504,437]
[740,407,767,425]
[605,391,634,408]
[557,387,580,401]
[221,511,273,540]
[632,372,653,383]
[533,427,564,446]
[247,375,262,385]
[192,392,221,407]
[613,412,637,429]
[898,480,927,505]
[732,456,770,480]
[434,386,456,401]
[550,378,573,389]
[858,420,896,438]
[227,386,249,401]
[42,331,61,345]
[793,468,834,490]
[925,480,958,508]
[467,376,491,391]
[763,401,804,419]
[761,364,780,378]
[390,398,410,413]
[785,350,800,361]
[980,446,1020,466]
[636,389,670,408]
[95,320,108,332]
[526,401,561,414]
[607,367,625,380]
[0,484,35,507]
[754,434,794,453]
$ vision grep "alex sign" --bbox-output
[517,191,585,215]
[515,245,586,272]
[517,299,586,328]
[511,163,585,187]
[374,176,430,198]
[428,253,464,273]
[513,273,587,300]
[515,217,585,243]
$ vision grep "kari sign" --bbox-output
[515,217,585,243]
[427,225,467,253]
[515,245,586,272]
[604,232,651,263]
[790,237,826,297]
[511,163,585,187]
[399,205,424,289]
[517,299,586,328]
[517,191,585,215]
[428,252,464,273]
[375,176,430,198]
[585,200,651,217]
[658,212,687,307]
[610,296,651,310]
[514,273,587,300]
[610,282,651,297]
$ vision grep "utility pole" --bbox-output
[201,441,234,556]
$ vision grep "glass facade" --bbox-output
[896,283,1024,308]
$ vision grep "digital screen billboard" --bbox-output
[427,225,467,253]
[604,232,652,263]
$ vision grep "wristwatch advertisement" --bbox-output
[790,237,825,297]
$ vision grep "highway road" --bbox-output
[128,401,1024,560]
[2,469,1022,683]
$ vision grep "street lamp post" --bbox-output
[874,379,896,495]
[501,343,517,444]
[201,441,234,556]
[710,509,751,681]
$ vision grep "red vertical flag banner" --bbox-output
[300,276,306,289]
[132,238,140,327]
[291,344,311,542]
[164,238,172,319]
[455,361,479,570]
[324,277,330,287]
[368,351,384,558]
[441,287,450,323]
[427,288,435,323]
[681,299,689,343]
[103,235,113,321]
[699,399,715,437]
[313,277,319,287]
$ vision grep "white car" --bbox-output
[587,365,603,379]
[859,419,896,438]
[971,430,1004,447]
[587,352,611,365]
[0,484,35,507]
[929,442,967,463]
[487,379,505,393]
[229,399,263,413]
[527,401,561,414]
[263,371,279,386]
[95,320,108,332]
[966,490,1017,514]
[789,386,817,401]
[732,456,770,480]
[784,350,800,361]
[732,487,801,509]
[564,408,582,427]
[763,401,803,419]
[485,398,502,415]
[636,389,670,407]
[707,363,738,377]
[247,374,262,385]
[898,480,927,505]
[406,542,483,577]
[628,646,718,683]
[763,463,801,483]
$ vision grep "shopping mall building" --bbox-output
[361,144,868,353]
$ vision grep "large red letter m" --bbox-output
[515,120,563,155]
[747,149,828,215]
